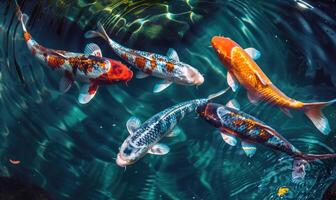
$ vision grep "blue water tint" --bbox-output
[1,0,336,199]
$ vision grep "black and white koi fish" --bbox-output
[116,88,230,167]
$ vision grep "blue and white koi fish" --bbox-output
[85,22,204,93]
[16,7,133,104]
[116,88,230,167]
[196,100,336,181]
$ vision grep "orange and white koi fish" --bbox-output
[211,36,336,135]
[16,9,133,104]
[85,23,204,93]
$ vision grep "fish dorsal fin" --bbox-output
[84,43,102,57]
[21,13,29,27]
[78,83,99,104]
[167,48,179,61]
[148,143,170,155]
[153,80,172,93]
[219,130,237,146]
[59,72,73,93]
[126,116,141,134]
[135,71,149,79]
[226,99,240,110]
[244,47,261,60]
[227,71,239,92]
[254,71,267,86]
[216,106,231,120]
[241,141,257,157]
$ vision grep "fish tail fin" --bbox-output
[302,153,336,161]
[303,99,336,135]
[84,22,110,42]
[207,87,230,101]
[14,0,29,32]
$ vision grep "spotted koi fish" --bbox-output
[116,88,230,167]
[16,10,133,104]
[85,22,204,93]
[197,100,336,181]
[211,36,336,135]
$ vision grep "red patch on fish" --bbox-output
[9,159,20,165]
[88,84,97,95]
[93,60,133,84]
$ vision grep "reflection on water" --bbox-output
[1,0,336,199]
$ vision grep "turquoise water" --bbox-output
[0,0,336,199]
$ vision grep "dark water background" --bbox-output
[1,0,336,199]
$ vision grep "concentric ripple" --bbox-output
[1,0,336,199]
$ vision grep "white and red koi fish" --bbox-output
[116,88,230,167]
[211,36,336,135]
[197,100,336,182]
[85,23,204,93]
[16,9,133,104]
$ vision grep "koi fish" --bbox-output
[211,36,336,135]
[85,23,204,93]
[16,9,133,104]
[196,100,336,181]
[116,88,230,167]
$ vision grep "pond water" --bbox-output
[0,0,336,199]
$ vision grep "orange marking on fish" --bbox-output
[135,56,146,70]
[47,56,65,69]
[166,62,174,72]
[150,60,157,70]
[121,53,128,60]
[9,159,21,165]
[23,31,31,41]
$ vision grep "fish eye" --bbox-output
[123,146,133,156]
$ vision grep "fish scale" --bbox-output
[130,99,207,147]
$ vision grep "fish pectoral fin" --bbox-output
[225,99,240,110]
[166,126,182,137]
[153,80,172,93]
[126,116,141,134]
[166,48,179,61]
[135,71,150,79]
[254,71,267,86]
[59,72,73,93]
[78,83,99,104]
[227,71,239,92]
[241,141,257,157]
[280,107,293,118]
[84,43,103,57]
[148,143,170,155]
[244,47,261,60]
[218,130,237,146]
[247,92,259,105]
[292,158,308,183]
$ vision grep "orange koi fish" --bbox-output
[211,36,336,135]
